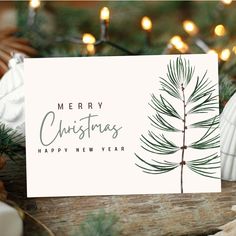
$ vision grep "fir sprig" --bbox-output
[219,75,236,112]
[77,210,120,236]
[0,123,24,160]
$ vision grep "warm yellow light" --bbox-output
[169,35,188,53]
[169,35,182,45]
[214,24,226,37]
[221,0,232,5]
[87,44,95,55]
[232,46,236,54]
[29,0,40,9]
[141,16,152,31]
[175,41,189,53]
[207,49,218,56]
[100,7,110,21]
[220,48,231,61]
[82,33,96,44]
[183,20,198,36]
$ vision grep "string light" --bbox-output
[220,48,231,61]
[141,16,152,32]
[28,0,40,27]
[100,7,110,22]
[169,36,189,53]
[221,0,232,5]
[182,20,210,53]
[169,36,182,45]
[82,33,96,44]
[29,0,40,9]
[232,46,236,54]
[183,20,198,36]
[82,33,96,56]
[141,16,152,46]
[100,7,110,41]
[214,24,226,37]
[47,2,234,59]
[86,44,95,55]
[207,49,218,56]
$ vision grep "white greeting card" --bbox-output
[24,54,220,197]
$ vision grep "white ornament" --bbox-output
[221,92,236,181]
[0,201,23,236]
[0,56,25,136]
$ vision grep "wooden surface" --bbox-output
[1,158,236,236]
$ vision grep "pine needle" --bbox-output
[0,123,25,160]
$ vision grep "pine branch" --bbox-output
[186,153,220,179]
[149,113,181,132]
[159,77,182,99]
[78,210,120,236]
[187,72,216,104]
[136,56,220,193]
[140,131,180,155]
[135,154,180,174]
[0,123,25,160]
[189,123,220,150]
[167,57,195,89]
[219,75,236,112]
[187,94,218,114]
[189,115,219,129]
[149,94,182,119]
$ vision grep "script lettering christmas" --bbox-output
[37,102,124,154]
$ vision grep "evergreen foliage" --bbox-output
[77,210,120,236]
[135,56,220,193]
[0,123,24,160]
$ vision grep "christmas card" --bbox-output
[24,54,220,197]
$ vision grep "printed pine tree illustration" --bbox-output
[135,56,220,193]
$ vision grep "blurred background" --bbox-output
[0,0,236,110]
